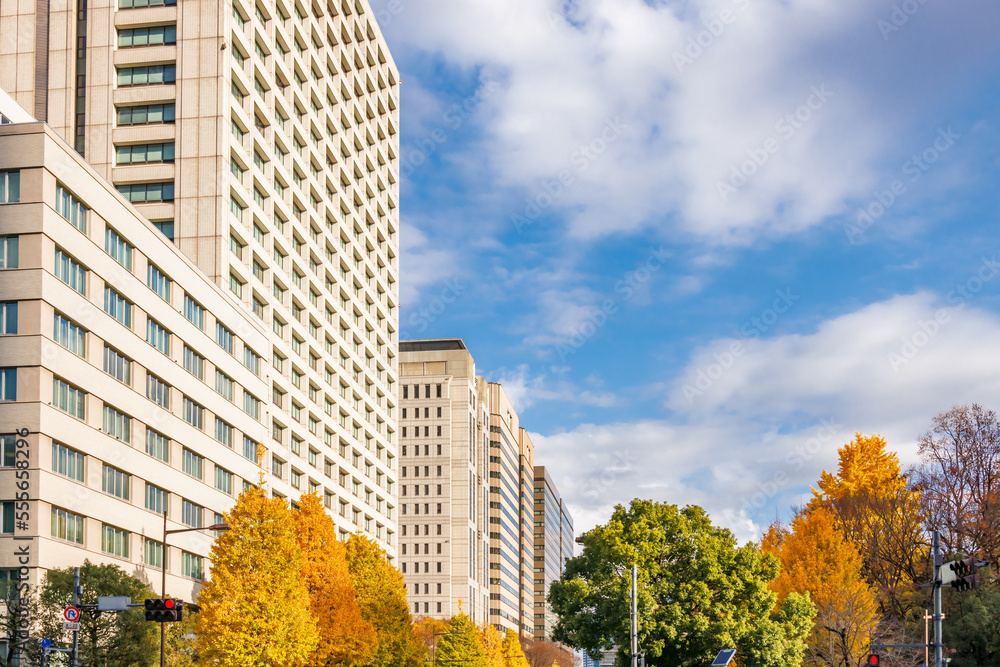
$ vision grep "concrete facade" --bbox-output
[533,465,574,641]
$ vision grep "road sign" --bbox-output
[713,649,737,666]
[40,638,52,648]
[97,595,130,611]
[63,622,80,631]
[63,606,80,622]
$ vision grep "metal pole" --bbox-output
[71,567,80,667]
[161,509,168,667]
[924,608,930,667]
[631,563,638,667]
[933,530,942,667]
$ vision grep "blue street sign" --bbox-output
[40,638,52,648]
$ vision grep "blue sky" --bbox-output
[370,0,1000,540]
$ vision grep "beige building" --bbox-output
[0,0,401,597]
[533,465,574,642]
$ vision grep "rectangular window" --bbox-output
[103,345,132,384]
[182,448,204,479]
[243,392,260,420]
[104,288,132,328]
[216,323,234,353]
[146,429,169,462]
[215,370,234,400]
[154,220,174,240]
[0,302,16,334]
[144,538,164,569]
[0,237,18,269]
[146,319,170,355]
[215,466,234,494]
[116,182,175,203]
[244,348,261,375]
[146,373,170,409]
[116,64,176,86]
[181,500,202,528]
[183,346,205,379]
[101,525,130,558]
[116,102,176,125]
[1,434,16,468]
[116,142,176,165]
[53,314,86,356]
[182,397,204,429]
[102,465,130,500]
[56,184,87,231]
[243,436,259,462]
[102,406,132,443]
[0,171,19,203]
[51,508,84,544]
[117,24,177,47]
[54,249,86,294]
[183,296,205,329]
[105,228,133,270]
[215,418,233,448]
[182,551,203,580]
[53,377,85,419]
[147,264,171,301]
[52,443,84,481]
[145,483,168,514]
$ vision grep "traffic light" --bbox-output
[866,655,879,666]
[144,598,184,622]
[949,557,980,592]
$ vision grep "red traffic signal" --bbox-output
[144,598,183,622]
[867,655,880,666]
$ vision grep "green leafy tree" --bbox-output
[435,613,487,667]
[1,579,38,667]
[164,611,200,667]
[942,573,1000,667]
[38,561,157,667]
[549,500,815,667]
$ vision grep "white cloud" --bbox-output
[490,364,618,413]
[533,291,1000,542]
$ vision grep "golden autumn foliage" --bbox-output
[501,629,530,667]
[345,533,421,667]
[762,506,879,666]
[196,486,319,667]
[479,622,505,667]
[295,492,377,667]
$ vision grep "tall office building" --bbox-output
[397,339,491,626]
[0,0,401,593]
[532,465,573,642]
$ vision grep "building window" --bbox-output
[53,314,86,356]
[183,296,205,329]
[181,552,203,580]
[183,346,205,379]
[54,249,86,294]
[116,102,176,124]
[146,373,170,409]
[0,237,18,269]
[215,370,234,400]
[56,184,87,231]
[52,443,84,481]
[243,436,259,462]
[146,429,169,462]
[216,323,234,353]
[116,64,176,86]
[145,483,167,514]
[182,448,204,479]
[52,378,85,419]
[103,345,132,384]
[244,349,261,375]
[153,220,174,240]
[0,302,16,334]
[0,171,19,203]
[101,525,130,558]
[102,464,130,500]
[105,228,133,270]
[215,418,233,448]
[117,24,177,47]
[102,406,132,443]
[146,319,171,355]
[116,181,175,203]
[51,508,84,544]
[147,263,171,300]
[182,397,204,429]
[144,538,164,569]
[215,466,234,494]
[116,142,176,165]
[271,457,284,478]
[103,288,132,328]
[243,392,261,420]
[181,500,202,528]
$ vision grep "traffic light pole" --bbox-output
[933,530,942,667]
[71,567,80,667]
[161,509,168,667]
[631,563,638,667]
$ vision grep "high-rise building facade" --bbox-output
[397,339,491,626]
[0,0,402,562]
[533,465,574,642]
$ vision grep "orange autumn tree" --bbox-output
[501,629,530,667]
[479,622,505,667]
[762,506,879,667]
[295,492,377,667]
[196,485,319,666]
[809,433,925,618]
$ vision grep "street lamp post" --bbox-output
[159,510,229,667]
